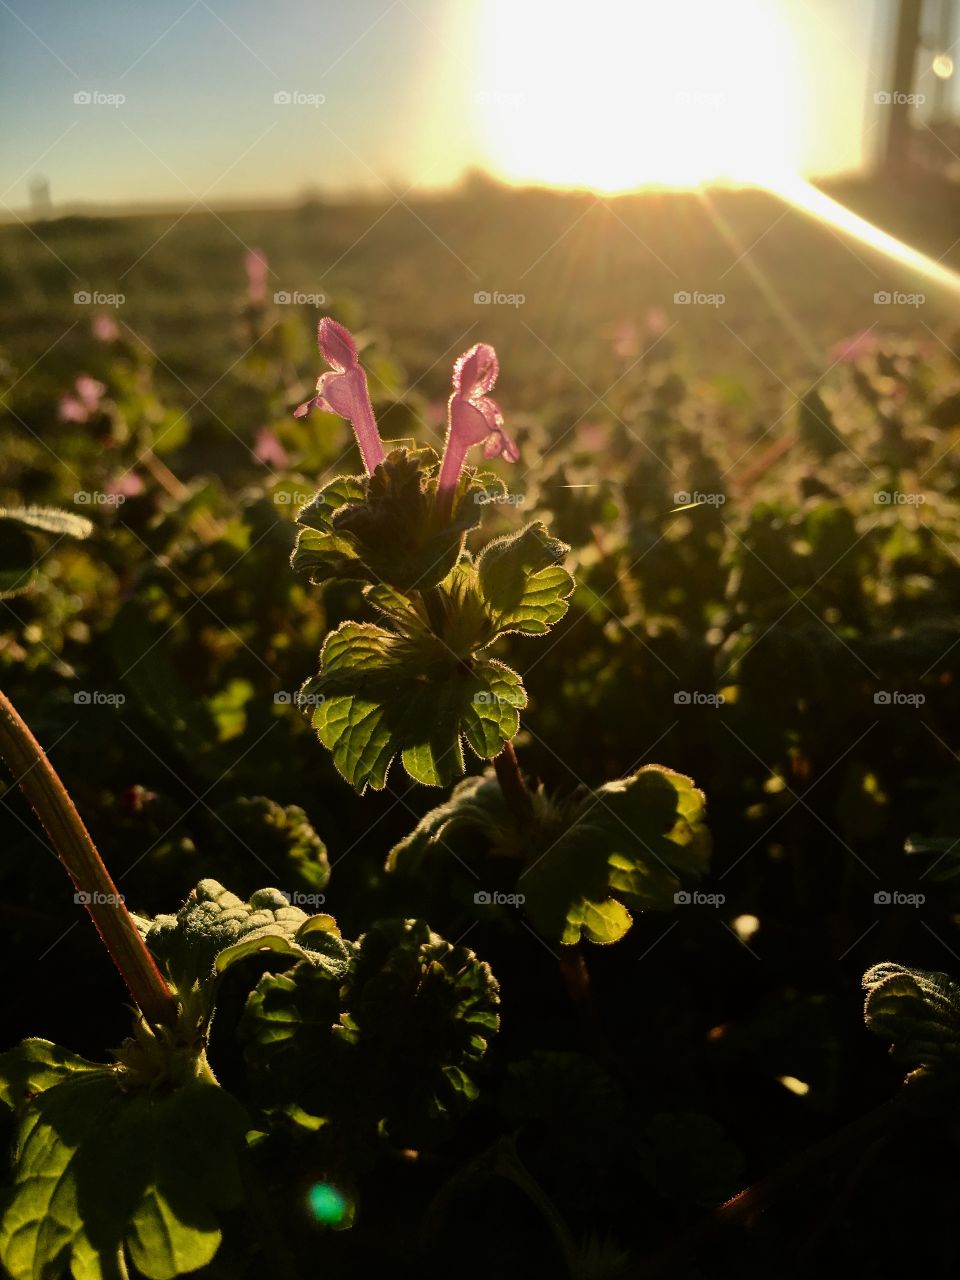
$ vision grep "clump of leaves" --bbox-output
[241,916,500,1148]
[863,962,960,1076]
[210,795,330,893]
[0,878,498,1279]
[389,764,711,945]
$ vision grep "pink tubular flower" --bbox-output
[294,317,385,474]
[245,248,269,305]
[92,314,120,343]
[254,426,289,469]
[435,342,518,522]
[58,374,106,423]
[75,374,106,413]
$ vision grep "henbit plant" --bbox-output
[291,318,713,948]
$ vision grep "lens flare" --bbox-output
[307,1182,350,1228]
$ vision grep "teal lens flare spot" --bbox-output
[307,1182,349,1227]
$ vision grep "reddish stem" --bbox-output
[635,1088,912,1278]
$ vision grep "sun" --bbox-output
[472,0,804,191]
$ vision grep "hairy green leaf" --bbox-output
[141,879,351,997]
[522,766,711,945]
[0,1047,248,1280]
[291,449,504,592]
[386,772,509,875]
[241,918,499,1146]
[863,962,960,1071]
[303,621,525,791]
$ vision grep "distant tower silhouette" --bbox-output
[28,175,52,221]
[884,0,923,175]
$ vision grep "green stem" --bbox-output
[494,740,533,822]
[0,688,178,1030]
[419,585,448,637]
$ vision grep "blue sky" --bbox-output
[0,0,950,210]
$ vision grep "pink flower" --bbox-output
[106,471,145,498]
[829,330,878,364]
[294,318,385,475]
[254,426,289,468]
[92,314,120,343]
[75,374,105,413]
[435,343,518,521]
[58,374,105,423]
[58,394,87,423]
[245,248,269,305]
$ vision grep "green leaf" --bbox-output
[241,918,499,1145]
[476,521,575,636]
[211,796,331,893]
[141,879,351,997]
[863,962,960,1070]
[303,621,525,791]
[522,766,711,945]
[291,449,504,593]
[0,1039,104,1111]
[0,1061,248,1280]
[386,772,509,875]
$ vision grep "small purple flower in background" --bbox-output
[76,374,106,413]
[245,248,269,305]
[294,318,385,475]
[92,314,120,343]
[254,426,289,469]
[106,471,145,498]
[828,330,877,364]
[435,343,518,522]
[58,374,106,424]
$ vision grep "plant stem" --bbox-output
[0,688,178,1030]
[635,1088,912,1278]
[494,740,533,822]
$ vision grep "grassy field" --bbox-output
[2,178,960,1277]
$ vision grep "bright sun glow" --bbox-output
[473,0,804,191]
